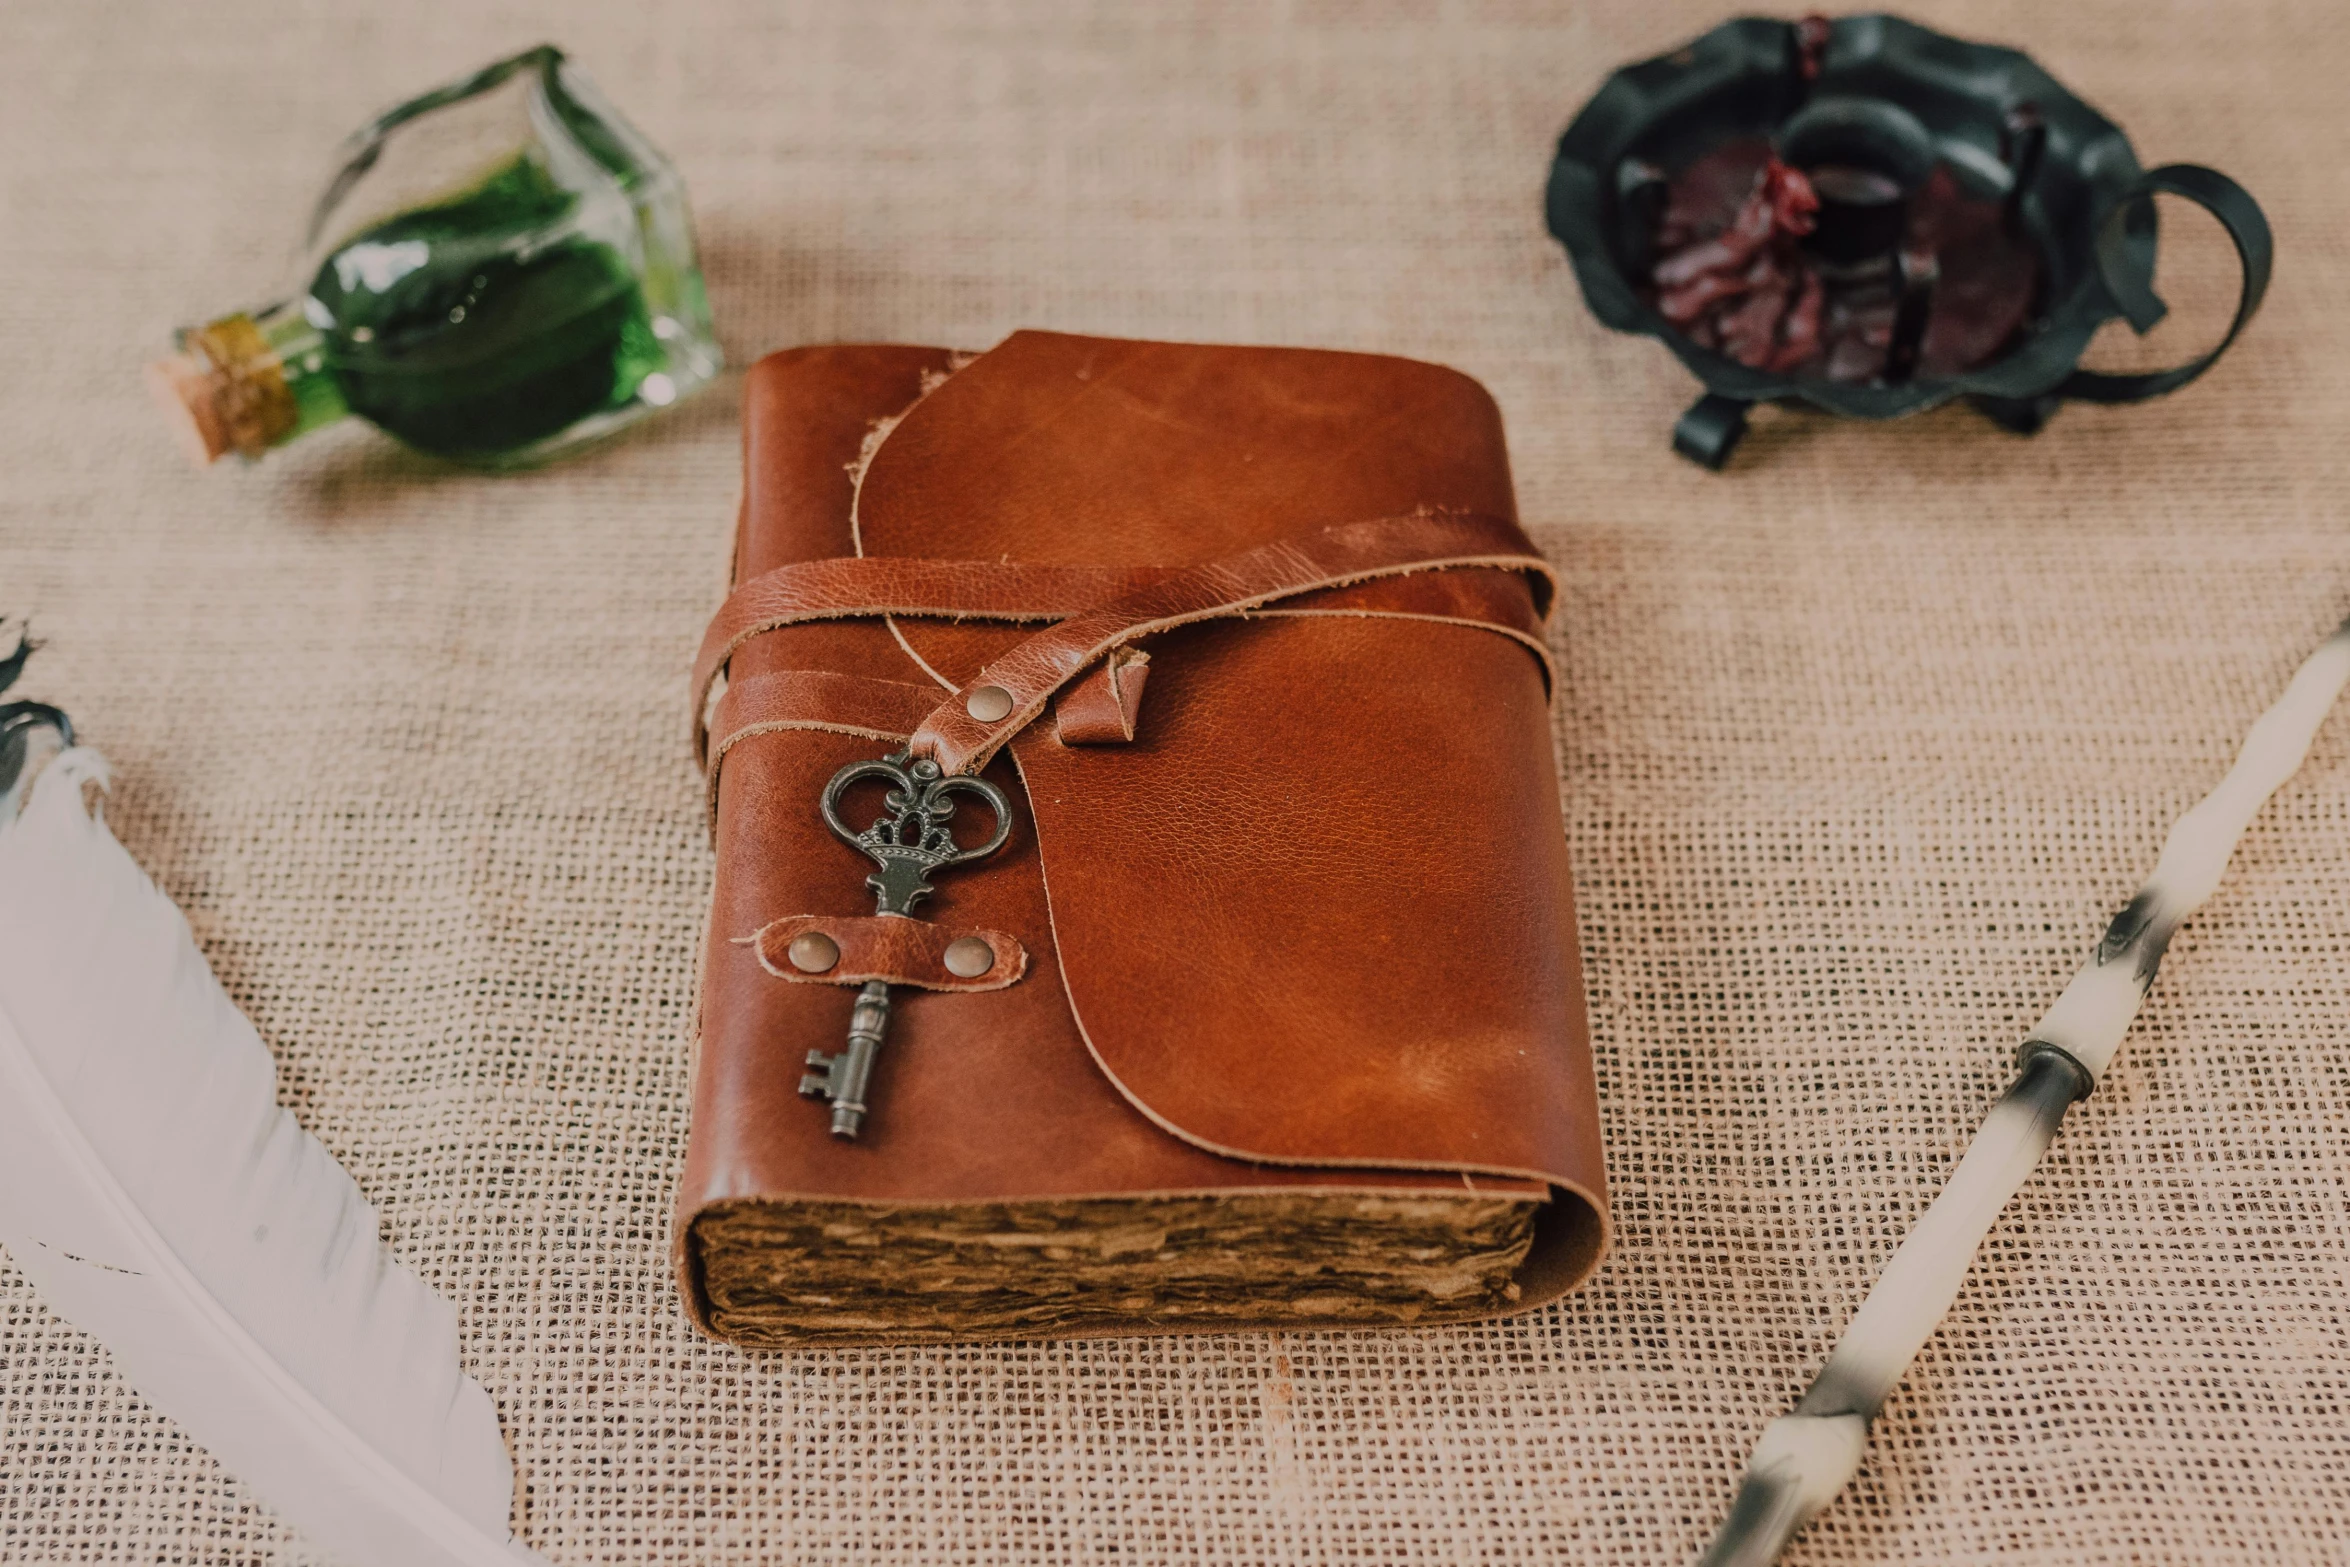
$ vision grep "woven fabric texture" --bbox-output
[5,1,2349,1561]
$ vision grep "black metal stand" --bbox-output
[1672,394,1752,470]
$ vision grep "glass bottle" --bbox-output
[150,45,720,468]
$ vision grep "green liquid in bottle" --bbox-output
[310,158,666,459]
[154,46,718,469]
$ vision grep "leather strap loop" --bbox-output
[1243,564,1557,686]
[690,557,1164,767]
[710,669,944,747]
[691,513,1556,775]
[745,914,1028,993]
[907,511,1552,775]
[704,670,949,824]
[1053,649,1151,745]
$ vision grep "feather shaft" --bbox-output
[0,749,546,1567]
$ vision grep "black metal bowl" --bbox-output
[1544,14,2272,467]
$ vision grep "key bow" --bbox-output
[820,750,1013,917]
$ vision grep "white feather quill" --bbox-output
[0,745,546,1567]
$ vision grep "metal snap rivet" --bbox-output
[786,931,840,974]
[942,936,995,978]
[964,684,1015,723]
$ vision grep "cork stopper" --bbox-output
[145,352,234,464]
[146,314,299,466]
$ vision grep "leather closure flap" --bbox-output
[837,331,1604,1193]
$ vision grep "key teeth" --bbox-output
[805,1049,835,1069]
[798,1072,834,1099]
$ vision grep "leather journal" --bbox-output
[675,331,1607,1346]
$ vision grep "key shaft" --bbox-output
[799,980,893,1139]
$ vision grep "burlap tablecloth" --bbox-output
[5,2,2348,1561]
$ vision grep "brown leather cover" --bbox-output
[675,331,1607,1340]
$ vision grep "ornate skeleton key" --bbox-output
[799,750,1012,1138]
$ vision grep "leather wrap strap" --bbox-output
[692,509,1554,777]
[704,670,948,820]
[691,558,1165,766]
[906,512,1550,774]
